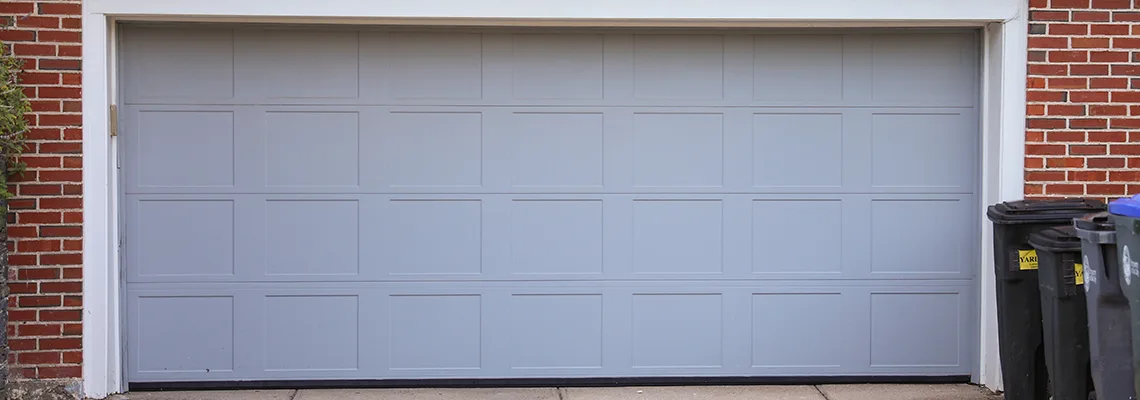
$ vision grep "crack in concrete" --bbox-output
[556,387,566,400]
[288,389,300,400]
[814,385,832,400]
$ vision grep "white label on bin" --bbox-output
[1125,246,1138,286]
[1083,255,1095,292]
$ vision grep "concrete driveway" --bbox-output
[111,384,1000,400]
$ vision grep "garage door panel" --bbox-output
[235,29,361,100]
[870,33,978,107]
[121,26,236,102]
[870,112,978,191]
[753,35,845,102]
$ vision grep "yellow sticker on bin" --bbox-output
[1075,263,1084,285]
[1018,250,1039,270]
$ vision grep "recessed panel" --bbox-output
[265,200,359,275]
[871,200,967,274]
[753,114,843,187]
[871,293,960,367]
[266,112,359,187]
[511,113,604,187]
[385,200,482,275]
[872,114,973,189]
[510,295,603,369]
[124,27,234,99]
[752,200,843,274]
[385,112,483,187]
[752,294,846,367]
[871,33,974,104]
[511,200,603,275]
[136,111,234,188]
[512,35,604,99]
[389,295,482,370]
[136,296,234,373]
[632,294,722,368]
[754,35,844,101]
[633,35,724,99]
[633,114,724,187]
[265,296,358,371]
[633,200,723,274]
[136,200,234,277]
[389,33,482,99]
[253,30,359,99]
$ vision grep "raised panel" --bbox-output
[870,292,961,367]
[389,33,482,99]
[511,113,604,187]
[871,33,974,105]
[871,200,968,274]
[265,112,360,187]
[632,294,722,368]
[633,200,723,274]
[265,200,359,276]
[752,293,846,367]
[512,34,604,99]
[136,296,234,373]
[753,114,843,187]
[265,296,359,371]
[389,295,482,370]
[136,200,234,277]
[633,35,724,99]
[752,200,843,274]
[510,200,603,275]
[385,112,483,188]
[871,113,973,189]
[510,295,603,369]
[124,27,235,99]
[250,30,359,99]
[136,111,234,188]
[633,113,724,187]
[754,35,844,101]
[385,200,482,275]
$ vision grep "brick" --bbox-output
[1049,77,1089,89]
[18,352,60,364]
[0,30,36,42]
[1048,105,1087,116]
[1091,24,1131,35]
[1028,77,1047,89]
[1031,37,1069,49]
[0,2,35,13]
[1027,171,1067,181]
[1092,52,1131,63]
[1026,184,1045,195]
[56,45,81,57]
[13,43,55,57]
[1053,0,1091,7]
[1029,105,1046,116]
[62,157,81,168]
[40,197,82,210]
[18,72,61,86]
[36,87,81,99]
[61,351,81,363]
[16,324,61,337]
[8,282,36,294]
[1029,51,1047,62]
[1114,65,1140,76]
[1072,64,1110,75]
[62,324,81,336]
[1047,157,1087,168]
[61,18,80,29]
[63,295,81,307]
[1027,144,1068,155]
[39,142,81,153]
[62,184,82,195]
[18,184,61,196]
[40,310,81,322]
[1111,171,1140,181]
[1087,184,1128,195]
[1072,38,1110,48]
[16,16,60,29]
[1030,64,1069,76]
[1050,50,1089,62]
[7,199,37,210]
[1033,10,1072,21]
[1132,158,1140,168]
[38,170,82,182]
[38,366,81,379]
[1047,131,1086,141]
[1117,38,1140,49]
[9,339,36,351]
[41,253,82,265]
[40,282,81,294]
[63,211,81,223]
[1070,171,1108,181]
[1112,144,1140,155]
[20,156,62,168]
[1070,118,1108,129]
[61,267,81,279]
[17,240,61,252]
[17,211,61,224]
[1073,11,1111,21]
[1091,105,1129,116]
[1089,131,1129,141]
[1092,0,1132,7]
[1028,90,1068,102]
[18,295,61,307]
[17,268,59,280]
[40,225,82,237]
[1050,23,1090,35]
[1111,118,1140,128]
[1133,105,1140,115]
[1046,184,1085,195]
[1112,91,1140,102]
[39,338,81,350]
[37,30,81,43]
[37,58,80,71]
[1072,144,1109,155]
[1072,91,1110,102]
[62,240,81,251]
[1088,157,1126,168]
[9,255,38,266]
[63,128,81,140]
[1114,12,1140,21]
[1026,157,1046,168]
[38,3,82,15]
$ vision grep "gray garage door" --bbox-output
[120,25,980,383]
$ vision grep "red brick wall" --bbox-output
[1026,0,1140,200]
[0,0,84,381]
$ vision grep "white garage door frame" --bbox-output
[80,0,1030,398]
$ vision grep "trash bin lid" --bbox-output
[1074,211,1115,232]
[1029,225,1083,252]
[1109,194,1140,218]
[987,198,1106,224]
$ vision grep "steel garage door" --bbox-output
[121,25,980,383]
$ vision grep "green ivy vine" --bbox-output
[0,41,29,207]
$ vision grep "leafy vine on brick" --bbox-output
[0,41,29,206]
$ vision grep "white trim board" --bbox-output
[81,2,1028,398]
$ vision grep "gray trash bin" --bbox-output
[1076,212,1134,400]
[1111,194,1140,398]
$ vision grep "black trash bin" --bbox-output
[1030,226,1092,400]
[1075,212,1134,400]
[1110,194,1140,398]
[987,199,1106,400]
